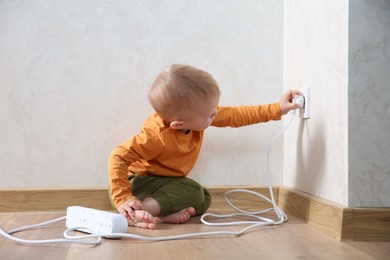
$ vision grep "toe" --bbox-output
[187,207,196,216]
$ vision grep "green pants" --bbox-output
[121,175,212,216]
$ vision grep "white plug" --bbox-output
[293,95,305,109]
[299,87,310,119]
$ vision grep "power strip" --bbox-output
[66,206,128,235]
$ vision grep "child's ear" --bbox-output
[170,121,184,130]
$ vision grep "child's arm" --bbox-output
[211,89,302,128]
[108,145,142,220]
[108,127,164,220]
[108,143,150,222]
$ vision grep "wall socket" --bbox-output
[299,87,310,119]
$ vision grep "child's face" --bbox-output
[181,96,219,131]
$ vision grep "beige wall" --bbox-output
[283,0,390,207]
[3,0,388,208]
[283,0,349,206]
[0,0,285,188]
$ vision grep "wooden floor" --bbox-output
[1,208,389,260]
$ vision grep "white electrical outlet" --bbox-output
[299,87,310,119]
[66,206,128,235]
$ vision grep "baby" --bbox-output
[108,64,301,229]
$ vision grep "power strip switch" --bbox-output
[66,206,128,235]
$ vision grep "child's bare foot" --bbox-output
[127,210,156,229]
[156,207,196,224]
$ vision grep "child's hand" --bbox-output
[118,197,144,222]
[279,89,302,115]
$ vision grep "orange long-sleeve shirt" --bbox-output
[108,103,281,208]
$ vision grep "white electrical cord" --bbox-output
[0,110,296,245]
[0,217,101,245]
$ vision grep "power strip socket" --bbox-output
[66,206,128,235]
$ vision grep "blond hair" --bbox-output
[148,64,220,120]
